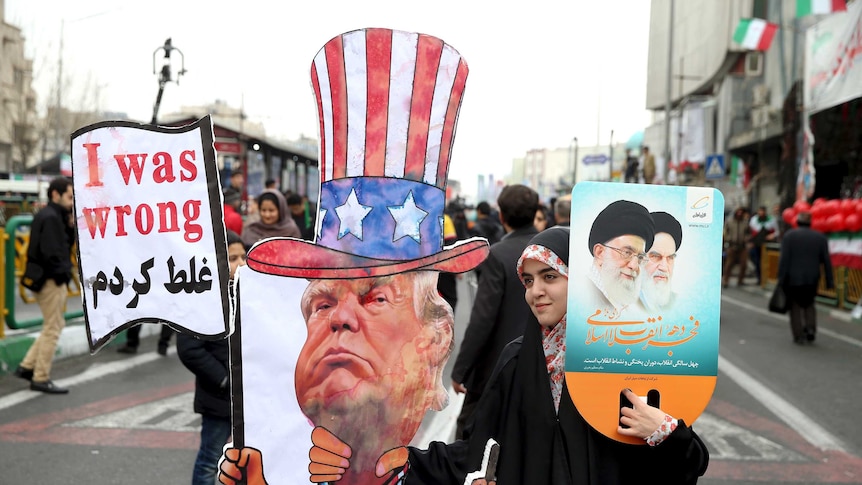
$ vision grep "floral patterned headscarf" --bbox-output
[517,227,570,412]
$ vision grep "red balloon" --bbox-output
[812,215,829,232]
[813,197,828,206]
[841,199,856,217]
[828,213,846,232]
[782,207,797,225]
[811,204,824,219]
[846,213,862,232]
[793,200,811,213]
[824,199,841,217]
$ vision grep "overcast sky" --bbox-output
[7,0,652,194]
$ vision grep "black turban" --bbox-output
[650,211,682,250]
[588,200,655,255]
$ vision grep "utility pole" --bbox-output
[570,136,579,187]
[609,129,615,181]
[663,0,675,184]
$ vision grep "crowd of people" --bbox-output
[11,171,712,484]
[721,204,780,288]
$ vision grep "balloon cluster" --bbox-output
[782,198,862,233]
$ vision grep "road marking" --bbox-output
[718,354,846,452]
[0,349,173,412]
[721,294,862,349]
[65,391,198,432]
[694,413,807,461]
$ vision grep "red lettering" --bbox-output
[135,204,154,234]
[114,153,148,185]
[83,143,103,187]
[81,207,111,238]
[183,199,203,243]
[152,152,176,183]
[179,150,198,181]
[114,205,131,236]
[81,199,205,241]
[157,202,179,233]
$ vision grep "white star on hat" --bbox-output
[317,208,327,239]
[388,191,428,243]
[335,189,372,240]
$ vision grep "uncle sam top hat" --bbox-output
[247,28,489,279]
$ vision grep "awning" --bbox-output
[727,118,783,154]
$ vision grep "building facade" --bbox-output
[0,0,39,173]
[645,0,832,211]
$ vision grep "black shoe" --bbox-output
[117,345,138,354]
[30,380,69,394]
[157,343,168,356]
[806,330,816,342]
[13,366,33,381]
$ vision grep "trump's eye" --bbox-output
[312,300,333,313]
[363,292,388,305]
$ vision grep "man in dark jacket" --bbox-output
[472,201,503,245]
[15,177,75,394]
[451,184,538,438]
[777,211,834,344]
[177,230,245,485]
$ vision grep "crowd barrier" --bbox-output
[0,215,83,338]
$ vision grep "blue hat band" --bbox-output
[317,177,445,261]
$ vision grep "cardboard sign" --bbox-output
[71,116,231,352]
[566,182,723,444]
[224,28,490,485]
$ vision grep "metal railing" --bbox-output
[2,215,83,333]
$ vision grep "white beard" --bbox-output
[599,259,642,307]
[643,270,673,307]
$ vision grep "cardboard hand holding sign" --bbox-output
[566,182,723,444]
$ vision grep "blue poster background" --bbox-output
[566,182,724,376]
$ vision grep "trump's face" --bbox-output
[295,272,448,437]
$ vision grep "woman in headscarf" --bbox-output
[241,189,301,247]
[408,226,707,484]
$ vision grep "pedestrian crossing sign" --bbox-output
[705,154,725,180]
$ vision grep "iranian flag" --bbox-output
[733,18,778,51]
[797,0,846,17]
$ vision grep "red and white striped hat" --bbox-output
[247,28,488,279]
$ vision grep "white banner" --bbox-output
[804,0,862,114]
[680,102,706,165]
[71,117,231,352]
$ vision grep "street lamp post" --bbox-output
[151,38,187,125]
[570,136,579,188]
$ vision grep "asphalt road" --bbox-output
[1,277,862,484]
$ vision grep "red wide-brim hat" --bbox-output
[247,237,488,279]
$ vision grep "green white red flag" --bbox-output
[797,0,846,17]
[733,18,778,51]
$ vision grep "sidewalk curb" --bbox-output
[0,321,162,375]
